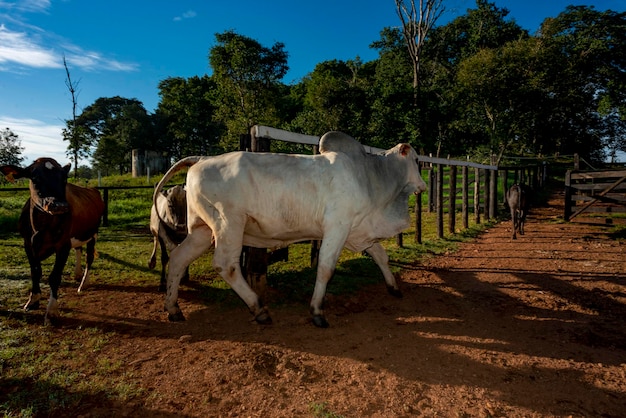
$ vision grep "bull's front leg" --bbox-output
[310,231,348,328]
[365,243,402,298]
[23,244,43,311]
[45,246,71,326]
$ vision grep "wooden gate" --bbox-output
[564,169,626,221]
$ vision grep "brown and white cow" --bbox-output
[148,185,187,291]
[1,158,104,325]
[154,131,427,327]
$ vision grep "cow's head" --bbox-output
[387,144,427,195]
[164,185,187,234]
[0,158,72,215]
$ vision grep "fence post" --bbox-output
[462,166,469,230]
[489,155,498,219]
[102,188,109,227]
[415,191,422,244]
[489,169,497,219]
[428,168,435,212]
[502,169,509,205]
[484,169,491,221]
[474,168,481,224]
[448,165,457,234]
[436,164,444,239]
[564,170,573,221]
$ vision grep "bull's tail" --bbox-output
[153,156,205,226]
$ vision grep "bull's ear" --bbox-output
[0,165,27,183]
[63,163,71,175]
[399,144,411,157]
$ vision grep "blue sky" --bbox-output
[0,0,623,166]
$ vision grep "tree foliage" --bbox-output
[76,96,153,174]
[0,128,24,166]
[155,75,224,160]
[209,30,289,149]
[69,4,626,169]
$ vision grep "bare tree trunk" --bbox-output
[63,55,80,178]
[395,0,445,106]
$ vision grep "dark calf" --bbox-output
[505,183,531,240]
[148,185,188,291]
[1,158,104,325]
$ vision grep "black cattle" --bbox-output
[1,158,104,325]
[505,183,532,240]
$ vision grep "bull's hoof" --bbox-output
[254,311,273,325]
[387,286,403,298]
[44,315,59,327]
[168,311,186,322]
[24,301,39,311]
[312,315,329,328]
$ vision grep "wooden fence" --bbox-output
[564,169,626,221]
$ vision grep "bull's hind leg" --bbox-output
[510,207,518,240]
[73,247,83,281]
[165,225,213,321]
[365,243,402,297]
[77,237,96,293]
[212,243,271,325]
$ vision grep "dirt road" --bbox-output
[40,195,626,417]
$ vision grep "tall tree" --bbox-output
[155,75,224,160]
[395,0,445,104]
[0,128,24,166]
[290,59,371,140]
[62,55,88,178]
[538,6,626,162]
[76,97,153,174]
[368,27,418,149]
[209,30,289,149]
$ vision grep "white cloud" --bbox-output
[173,9,197,22]
[0,116,69,165]
[0,22,138,73]
[0,24,60,68]
[0,0,51,13]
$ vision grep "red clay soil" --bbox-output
[38,193,626,417]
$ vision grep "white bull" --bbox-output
[154,131,427,327]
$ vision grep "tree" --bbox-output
[289,59,371,140]
[420,0,528,157]
[368,27,418,149]
[395,0,445,104]
[209,30,289,149]
[455,38,549,162]
[62,55,83,178]
[76,97,153,174]
[538,6,626,162]
[0,128,24,166]
[155,76,224,160]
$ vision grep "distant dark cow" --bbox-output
[0,158,104,325]
[148,185,187,291]
[506,183,531,240]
